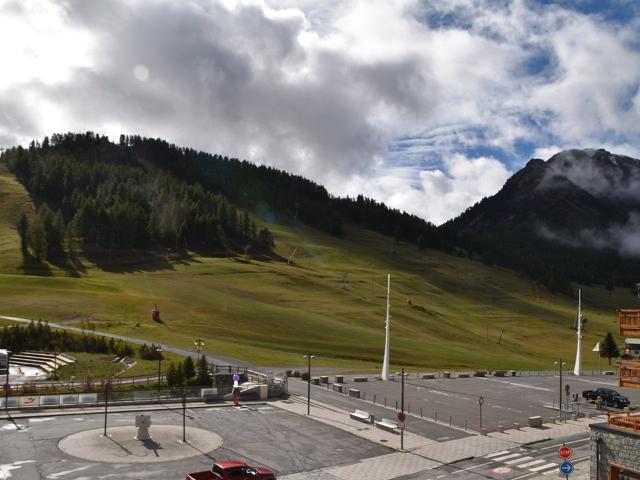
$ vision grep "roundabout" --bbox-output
[58,424,223,463]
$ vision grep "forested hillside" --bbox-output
[0,132,441,264]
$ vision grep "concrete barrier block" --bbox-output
[353,377,367,382]
[79,393,98,404]
[421,373,435,379]
[457,373,470,378]
[320,376,329,384]
[60,394,79,405]
[474,371,486,377]
[513,422,520,430]
[335,375,344,383]
[348,389,360,398]
[332,383,344,393]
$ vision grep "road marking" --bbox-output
[517,459,547,468]
[529,463,558,472]
[47,465,92,479]
[485,450,510,458]
[451,461,494,474]
[541,438,589,450]
[28,417,54,423]
[572,378,617,386]
[482,379,553,392]
[492,453,522,461]
[505,456,534,465]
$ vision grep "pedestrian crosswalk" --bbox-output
[483,450,558,474]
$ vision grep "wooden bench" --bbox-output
[375,418,400,433]
[350,409,373,424]
[527,416,543,428]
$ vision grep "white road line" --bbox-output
[482,378,553,392]
[451,461,494,474]
[572,378,617,386]
[47,465,92,479]
[492,453,522,461]
[505,456,534,465]
[485,450,510,458]
[541,438,590,450]
[517,459,547,468]
[529,463,558,472]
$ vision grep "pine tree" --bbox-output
[166,362,177,387]
[182,356,196,381]
[29,215,48,262]
[601,332,620,365]
[17,213,29,255]
[175,361,184,386]
[196,355,211,386]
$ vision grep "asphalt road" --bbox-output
[287,379,470,441]
[396,434,591,480]
[288,373,640,432]
[0,404,390,479]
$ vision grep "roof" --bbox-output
[625,339,640,345]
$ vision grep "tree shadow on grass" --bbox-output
[83,247,176,273]
[18,251,53,276]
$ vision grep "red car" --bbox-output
[186,461,276,480]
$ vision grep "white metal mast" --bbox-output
[573,289,582,376]
[381,274,391,381]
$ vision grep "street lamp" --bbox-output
[554,359,566,421]
[155,345,163,402]
[303,353,315,415]
[4,350,11,411]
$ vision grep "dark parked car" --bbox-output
[582,388,630,408]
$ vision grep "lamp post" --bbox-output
[4,350,11,411]
[303,353,315,415]
[554,360,566,421]
[155,345,163,402]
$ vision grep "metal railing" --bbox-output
[608,412,640,432]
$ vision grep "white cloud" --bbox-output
[338,154,511,225]
[0,0,638,224]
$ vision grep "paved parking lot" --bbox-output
[290,372,640,432]
[0,405,390,479]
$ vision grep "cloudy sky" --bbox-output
[1,0,639,224]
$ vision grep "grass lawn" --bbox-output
[54,350,185,382]
[0,163,632,372]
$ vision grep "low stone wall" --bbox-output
[590,423,640,480]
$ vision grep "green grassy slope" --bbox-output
[0,166,631,371]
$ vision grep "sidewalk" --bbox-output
[277,395,598,480]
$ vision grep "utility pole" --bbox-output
[182,389,186,443]
[573,289,583,376]
[303,353,315,415]
[382,274,391,380]
[555,359,566,421]
[401,367,405,450]
[103,380,110,436]
[4,351,10,411]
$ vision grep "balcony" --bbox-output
[619,309,640,336]
[608,411,640,433]
[619,360,640,388]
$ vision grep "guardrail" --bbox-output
[608,412,640,432]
